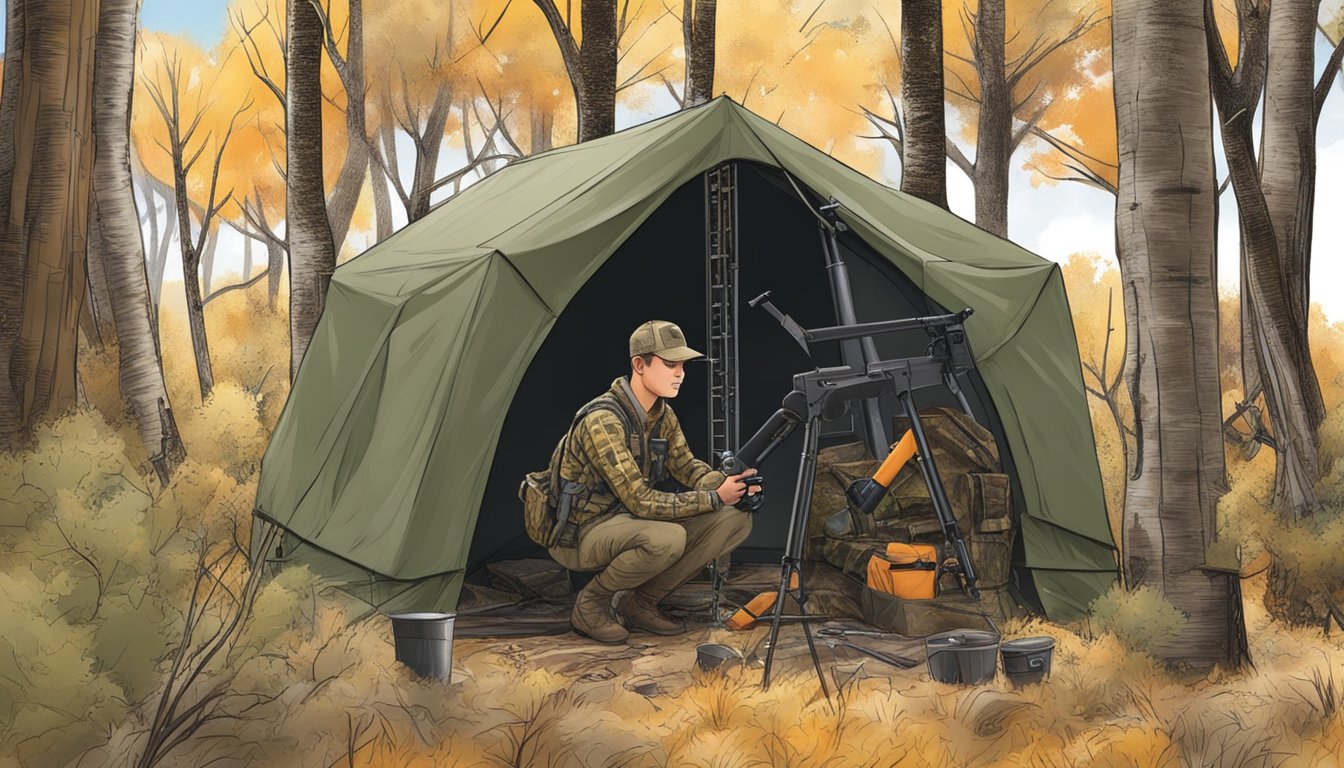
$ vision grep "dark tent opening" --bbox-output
[466,161,1043,612]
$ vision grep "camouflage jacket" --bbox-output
[556,376,727,529]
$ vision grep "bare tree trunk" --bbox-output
[150,190,174,309]
[90,0,185,482]
[1208,0,1320,521]
[286,0,337,379]
[973,0,1010,237]
[900,0,948,209]
[320,0,367,254]
[683,0,716,106]
[0,0,24,441]
[199,222,218,297]
[407,85,452,223]
[577,0,617,141]
[0,0,100,442]
[532,0,616,143]
[370,153,393,241]
[267,237,284,310]
[1114,0,1236,668]
[529,101,554,154]
[243,229,253,278]
[174,199,214,401]
[1260,0,1326,432]
[85,202,117,346]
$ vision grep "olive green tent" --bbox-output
[253,96,1117,621]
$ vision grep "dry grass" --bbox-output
[3,267,1343,765]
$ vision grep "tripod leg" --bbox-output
[760,418,830,699]
[761,559,792,690]
[794,559,832,700]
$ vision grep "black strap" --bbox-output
[550,397,632,499]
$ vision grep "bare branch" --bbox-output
[946,138,975,179]
[1315,28,1344,124]
[1007,9,1104,90]
[531,0,582,82]
[230,7,286,108]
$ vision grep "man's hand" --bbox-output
[716,468,759,506]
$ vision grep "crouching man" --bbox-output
[548,320,758,643]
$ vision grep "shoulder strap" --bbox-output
[549,397,632,495]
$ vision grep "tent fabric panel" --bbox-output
[921,260,1057,362]
[272,257,497,574]
[269,529,465,614]
[1017,514,1118,572]
[1029,568,1118,622]
[256,279,407,525]
[978,267,1115,546]
[394,255,559,577]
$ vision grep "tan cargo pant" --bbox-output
[548,506,752,600]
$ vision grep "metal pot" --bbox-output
[1000,636,1055,687]
[696,642,744,672]
[924,629,999,685]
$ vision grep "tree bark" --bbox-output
[0,0,23,441]
[972,0,1011,238]
[578,0,616,140]
[242,229,253,279]
[0,0,100,442]
[321,0,367,254]
[683,0,716,106]
[199,222,218,297]
[370,152,393,241]
[90,0,184,482]
[900,0,948,209]
[1208,0,1321,521]
[286,0,337,379]
[1259,0,1326,432]
[84,202,117,346]
[1114,0,1237,668]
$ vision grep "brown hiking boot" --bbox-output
[571,577,629,644]
[618,590,686,636]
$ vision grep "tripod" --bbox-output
[720,296,981,693]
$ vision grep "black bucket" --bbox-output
[925,630,999,685]
[1000,636,1055,687]
[389,612,456,681]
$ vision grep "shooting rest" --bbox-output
[719,298,980,695]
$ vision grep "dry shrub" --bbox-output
[1087,584,1188,656]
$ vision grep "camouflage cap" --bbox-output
[629,320,703,361]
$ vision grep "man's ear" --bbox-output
[631,356,643,375]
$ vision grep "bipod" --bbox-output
[760,418,831,699]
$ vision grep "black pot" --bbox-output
[925,629,1000,685]
[1000,636,1055,687]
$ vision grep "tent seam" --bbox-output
[972,263,1060,362]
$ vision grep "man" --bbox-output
[547,320,759,643]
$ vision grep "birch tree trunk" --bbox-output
[370,153,393,242]
[242,230,253,279]
[286,0,337,379]
[1208,0,1321,522]
[900,0,948,209]
[1114,0,1237,668]
[973,0,1010,237]
[322,0,366,254]
[1259,0,1326,433]
[90,0,184,481]
[0,0,100,442]
[683,0,716,107]
[85,202,117,345]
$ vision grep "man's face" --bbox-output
[633,355,686,398]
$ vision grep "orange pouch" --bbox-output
[866,542,938,600]
[726,573,800,630]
